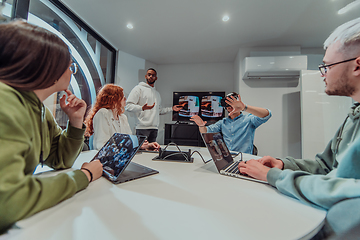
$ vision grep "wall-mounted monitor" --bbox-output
[172,91,225,123]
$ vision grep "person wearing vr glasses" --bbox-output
[190,92,271,154]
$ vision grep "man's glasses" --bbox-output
[318,57,357,76]
[69,62,78,75]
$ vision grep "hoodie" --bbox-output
[125,82,172,129]
[267,103,360,210]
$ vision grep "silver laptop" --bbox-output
[202,132,267,184]
[91,133,159,184]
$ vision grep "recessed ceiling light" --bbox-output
[222,15,229,22]
[127,23,133,29]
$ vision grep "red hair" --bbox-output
[85,84,124,136]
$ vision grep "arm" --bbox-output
[125,86,143,113]
[0,109,86,232]
[226,94,270,118]
[190,115,207,133]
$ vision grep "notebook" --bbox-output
[91,133,159,184]
[202,132,268,184]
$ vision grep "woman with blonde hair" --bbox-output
[85,84,160,150]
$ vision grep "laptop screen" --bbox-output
[202,132,233,171]
[91,133,147,181]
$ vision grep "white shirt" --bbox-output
[92,108,132,150]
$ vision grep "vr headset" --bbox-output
[220,92,238,108]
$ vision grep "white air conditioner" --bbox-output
[242,56,307,80]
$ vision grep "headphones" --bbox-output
[220,92,238,108]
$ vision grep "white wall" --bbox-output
[156,63,234,143]
[235,47,303,158]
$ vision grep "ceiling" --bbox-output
[60,0,360,65]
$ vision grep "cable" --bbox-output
[190,150,212,163]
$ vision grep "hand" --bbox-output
[190,115,206,126]
[172,105,183,112]
[226,94,245,117]
[258,156,284,169]
[81,160,103,182]
[147,142,160,151]
[142,102,155,111]
[60,90,87,129]
[238,159,270,182]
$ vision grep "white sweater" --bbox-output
[92,108,132,150]
[125,82,172,129]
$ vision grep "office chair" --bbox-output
[82,135,94,151]
[253,145,258,156]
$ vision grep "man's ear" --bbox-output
[354,57,360,77]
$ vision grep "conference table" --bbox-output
[2,146,326,240]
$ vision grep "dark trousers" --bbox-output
[136,129,158,143]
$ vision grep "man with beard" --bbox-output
[236,18,360,238]
[126,68,182,142]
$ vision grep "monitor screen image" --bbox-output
[201,95,223,118]
[172,91,225,123]
[178,95,200,117]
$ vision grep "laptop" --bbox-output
[202,132,268,184]
[91,133,159,184]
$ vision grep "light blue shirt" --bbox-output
[206,110,272,154]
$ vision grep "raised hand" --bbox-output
[226,94,246,117]
[190,115,207,126]
[59,89,87,129]
[142,102,155,111]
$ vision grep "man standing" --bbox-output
[237,18,360,238]
[125,68,182,143]
[190,92,271,154]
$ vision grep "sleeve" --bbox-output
[0,108,88,233]
[159,107,172,115]
[92,109,113,150]
[44,107,86,169]
[125,86,143,113]
[206,120,223,133]
[267,168,360,210]
[249,109,272,128]
[266,139,360,210]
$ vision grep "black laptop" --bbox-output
[91,133,159,184]
[202,132,268,184]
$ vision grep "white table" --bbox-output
[2,146,326,240]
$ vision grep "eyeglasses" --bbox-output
[69,62,78,75]
[318,57,357,76]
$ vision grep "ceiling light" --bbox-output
[222,15,229,22]
[338,0,360,14]
[127,23,133,29]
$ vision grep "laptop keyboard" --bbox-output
[220,161,245,177]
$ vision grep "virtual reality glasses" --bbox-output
[220,92,238,108]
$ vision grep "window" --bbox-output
[6,0,116,128]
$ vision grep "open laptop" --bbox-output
[202,132,268,184]
[91,133,159,184]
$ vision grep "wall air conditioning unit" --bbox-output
[243,55,307,80]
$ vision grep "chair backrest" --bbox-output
[82,135,94,151]
[88,135,94,150]
[253,145,258,156]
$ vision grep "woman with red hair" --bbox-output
[85,84,160,150]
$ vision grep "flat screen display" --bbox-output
[173,91,225,123]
